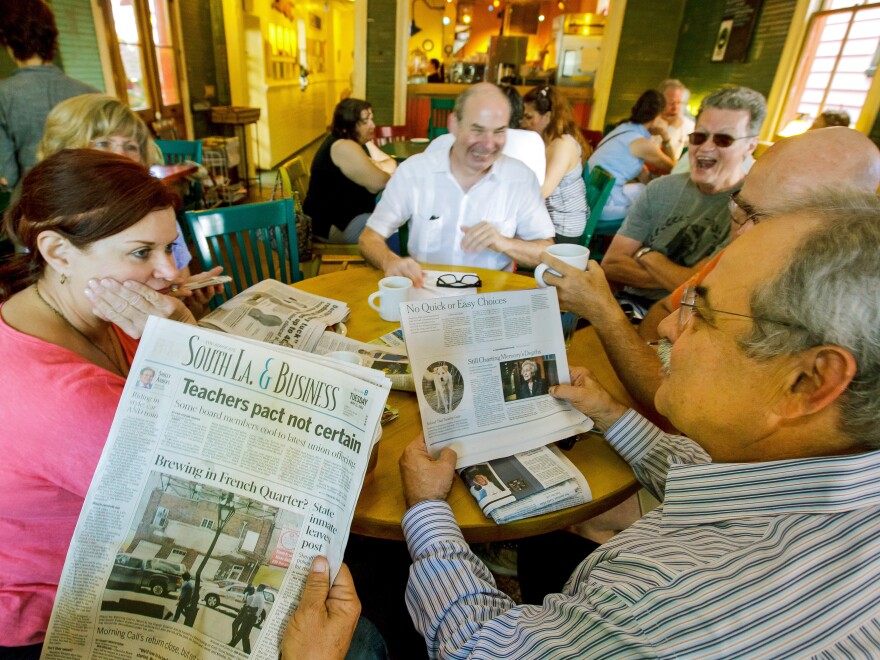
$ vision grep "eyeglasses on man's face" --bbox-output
[688,132,757,148]
[678,285,801,329]
[728,191,767,227]
[436,273,482,288]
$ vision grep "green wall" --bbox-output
[605,0,688,127]
[366,0,397,125]
[670,0,797,107]
[1,0,104,91]
[49,0,106,91]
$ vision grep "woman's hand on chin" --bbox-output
[84,278,197,338]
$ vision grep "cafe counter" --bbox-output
[406,83,593,138]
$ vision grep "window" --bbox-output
[101,0,185,134]
[152,506,168,527]
[780,0,880,131]
[200,518,214,530]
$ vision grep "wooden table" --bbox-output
[293,266,639,542]
[150,163,198,183]
[379,140,430,161]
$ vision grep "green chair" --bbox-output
[428,98,455,140]
[156,139,204,213]
[580,165,618,259]
[185,199,301,302]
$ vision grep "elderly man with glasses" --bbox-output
[399,189,880,657]
[600,86,766,305]
[547,127,880,420]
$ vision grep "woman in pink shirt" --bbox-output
[0,149,198,656]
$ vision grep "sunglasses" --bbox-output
[688,132,757,148]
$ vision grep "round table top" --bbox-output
[293,265,639,542]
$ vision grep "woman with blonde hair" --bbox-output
[521,86,590,243]
[37,94,222,306]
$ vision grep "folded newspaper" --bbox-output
[42,317,391,658]
[400,286,594,469]
[459,445,592,524]
[199,279,415,391]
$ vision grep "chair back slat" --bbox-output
[374,125,408,147]
[155,139,203,165]
[428,99,455,139]
[581,165,615,246]
[186,199,301,303]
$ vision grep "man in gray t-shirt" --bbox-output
[601,86,766,300]
[613,172,737,300]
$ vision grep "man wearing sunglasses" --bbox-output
[399,190,880,657]
[601,86,766,304]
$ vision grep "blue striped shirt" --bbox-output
[402,409,880,659]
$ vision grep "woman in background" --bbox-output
[303,98,397,244]
[0,150,197,656]
[521,86,590,243]
[587,89,675,221]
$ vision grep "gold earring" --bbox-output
[60,274,67,284]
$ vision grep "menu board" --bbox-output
[712,0,764,63]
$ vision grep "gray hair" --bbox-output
[521,360,539,376]
[658,79,686,95]
[739,189,880,449]
[698,86,767,136]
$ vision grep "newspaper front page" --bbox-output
[42,317,390,659]
[460,446,593,523]
[400,287,594,468]
[199,279,349,350]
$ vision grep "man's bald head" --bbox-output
[453,82,510,123]
[746,128,880,213]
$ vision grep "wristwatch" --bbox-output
[634,246,653,261]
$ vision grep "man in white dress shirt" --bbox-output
[359,83,554,286]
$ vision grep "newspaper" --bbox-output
[460,445,592,524]
[42,317,391,659]
[199,279,349,351]
[400,287,594,468]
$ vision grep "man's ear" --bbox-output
[777,345,857,419]
[448,112,458,136]
[36,230,75,277]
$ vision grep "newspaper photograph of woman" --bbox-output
[101,472,294,650]
[421,360,464,414]
[500,355,560,402]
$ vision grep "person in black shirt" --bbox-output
[302,98,397,243]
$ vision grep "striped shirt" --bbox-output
[403,409,880,659]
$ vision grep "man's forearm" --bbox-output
[500,237,553,269]
[638,252,697,292]
[602,254,665,289]
[591,306,664,414]
[358,227,398,272]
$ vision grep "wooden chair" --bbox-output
[373,125,408,147]
[185,199,301,302]
[428,98,455,140]
[581,165,616,258]
[276,156,366,278]
[277,155,310,201]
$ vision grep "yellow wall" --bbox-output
[224,1,356,169]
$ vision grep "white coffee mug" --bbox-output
[326,351,363,366]
[368,276,413,322]
[534,244,590,288]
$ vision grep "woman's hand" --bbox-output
[84,278,196,338]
